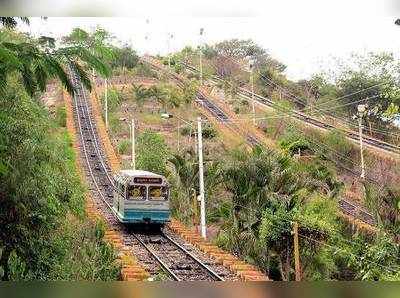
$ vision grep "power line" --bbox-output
[304,82,389,111]
[204,53,399,140]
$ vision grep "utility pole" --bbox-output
[199,28,204,86]
[145,19,150,56]
[293,222,301,281]
[167,33,173,69]
[249,59,256,126]
[197,117,206,239]
[131,119,136,170]
[104,78,108,130]
[357,104,367,179]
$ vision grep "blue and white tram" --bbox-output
[112,170,170,225]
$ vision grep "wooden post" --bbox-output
[293,222,301,281]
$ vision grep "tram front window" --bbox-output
[148,186,168,201]
[128,185,146,200]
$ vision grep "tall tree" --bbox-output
[1,20,110,97]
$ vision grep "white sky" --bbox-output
[15,0,400,80]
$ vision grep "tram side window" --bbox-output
[128,185,146,200]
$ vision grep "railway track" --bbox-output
[182,63,400,156]
[141,56,376,227]
[131,230,225,281]
[69,66,232,281]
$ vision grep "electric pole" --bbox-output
[167,33,173,69]
[293,222,301,281]
[199,28,204,86]
[145,18,150,56]
[131,119,136,170]
[357,104,367,179]
[104,78,108,130]
[249,59,256,126]
[197,117,206,239]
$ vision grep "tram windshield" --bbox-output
[127,185,146,200]
[148,186,168,201]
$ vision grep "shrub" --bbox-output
[133,63,158,78]
[202,123,218,139]
[0,83,119,280]
[180,123,217,139]
[55,106,67,127]
[137,131,169,175]
[278,125,311,155]
[101,88,121,112]
[117,139,131,155]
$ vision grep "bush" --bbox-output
[0,82,119,280]
[108,113,122,134]
[202,123,218,139]
[133,63,158,78]
[137,131,169,175]
[278,125,311,155]
[180,123,217,139]
[101,88,121,112]
[55,106,67,127]
[324,129,354,160]
[117,139,131,155]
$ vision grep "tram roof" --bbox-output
[119,169,163,178]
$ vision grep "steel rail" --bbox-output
[131,233,181,281]
[162,232,225,281]
[71,67,227,281]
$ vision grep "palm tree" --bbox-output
[0,17,29,29]
[1,18,110,97]
[168,151,199,222]
[63,27,115,68]
[0,40,110,97]
[131,83,148,109]
[221,147,332,280]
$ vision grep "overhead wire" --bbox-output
[205,53,399,141]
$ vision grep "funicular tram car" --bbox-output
[112,170,170,225]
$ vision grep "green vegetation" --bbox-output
[0,78,119,280]
[55,106,67,127]
[0,26,110,97]
[136,130,170,176]
[130,82,198,113]
[117,139,131,155]
[0,18,119,281]
[181,122,217,139]
[111,45,139,70]
[167,144,399,280]
[178,39,400,145]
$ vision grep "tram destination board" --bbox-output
[133,177,162,184]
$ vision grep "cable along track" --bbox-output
[69,68,228,281]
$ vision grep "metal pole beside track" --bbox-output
[197,117,206,239]
[131,118,136,170]
[357,104,366,179]
[105,78,108,130]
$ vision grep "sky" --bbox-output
[11,0,400,80]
